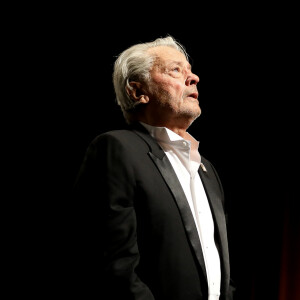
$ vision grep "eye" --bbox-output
[172,67,180,73]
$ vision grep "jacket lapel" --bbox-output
[132,124,207,280]
[199,165,230,292]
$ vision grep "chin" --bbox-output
[186,105,201,119]
[180,109,201,125]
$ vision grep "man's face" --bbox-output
[145,46,200,125]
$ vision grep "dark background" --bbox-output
[20,6,298,299]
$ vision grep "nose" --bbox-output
[185,72,199,86]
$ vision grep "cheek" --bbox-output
[173,82,185,98]
[150,77,185,99]
[165,80,185,95]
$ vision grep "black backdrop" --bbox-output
[28,8,298,299]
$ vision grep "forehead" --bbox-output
[148,46,189,68]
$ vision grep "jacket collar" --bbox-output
[130,122,165,159]
[130,121,208,279]
[131,122,230,294]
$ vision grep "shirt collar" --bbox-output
[139,122,200,151]
[140,122,201,167]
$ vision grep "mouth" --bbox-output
[187,92,198,100]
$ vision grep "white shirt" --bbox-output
[141,122,221,300]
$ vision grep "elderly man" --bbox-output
[74,36,235,300]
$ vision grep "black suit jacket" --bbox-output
[73,123,234,300]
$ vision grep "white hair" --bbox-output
[112,36,189,123]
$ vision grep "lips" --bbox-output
[187,92,198,100]
[188,92,198,99]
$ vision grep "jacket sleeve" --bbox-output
[73,133,155,300]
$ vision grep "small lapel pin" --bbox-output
[200,163,207,172]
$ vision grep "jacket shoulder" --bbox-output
[89,129,151,155]
[92,129,143,145]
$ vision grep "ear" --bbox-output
[126,81,149,104]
